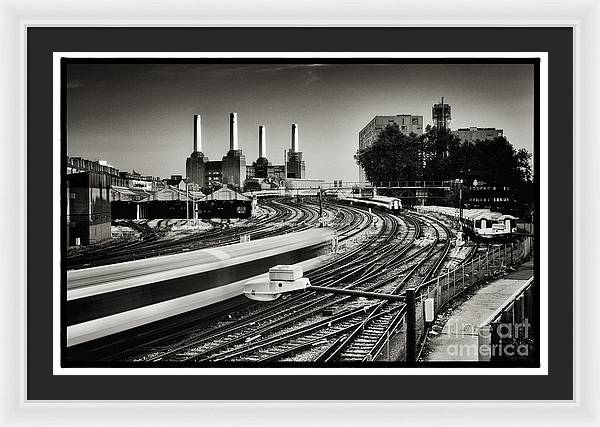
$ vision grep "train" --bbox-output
[337,195,402,213]
[417,205,518,241]
[66,228,334,347]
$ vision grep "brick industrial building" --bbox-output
[186,114,306,189]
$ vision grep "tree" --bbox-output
[355,124,533,212]
[450,136,533,214]
[464,137,532,188]
[355,123,420,184]
[420,127,463,180]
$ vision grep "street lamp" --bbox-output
[454,178,464,225]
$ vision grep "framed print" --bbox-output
[36,26,565,396]
[1,0,595,425]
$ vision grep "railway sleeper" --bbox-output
[341,353,366,359]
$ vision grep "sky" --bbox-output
[66,61,534,182]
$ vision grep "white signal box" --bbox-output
[269,265,303,281]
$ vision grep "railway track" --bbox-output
[65,200,284,269]
[82,200,376,362]
[323,214,454,362]
[88,205,474,364]
[120,209,421,363]
[66,198,337,269]
[194,213,452,363]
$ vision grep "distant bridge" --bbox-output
[320,181,453,190]
[244,181,455,199]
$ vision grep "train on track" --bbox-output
[417,205,518,241]
[337,195,402,214]
[66,228,335,346]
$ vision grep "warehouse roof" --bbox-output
[110,186,153,202]
[203,187,251,202]
[138,186,206,202]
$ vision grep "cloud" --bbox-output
[145,63,333,79]
[144,63,329,90]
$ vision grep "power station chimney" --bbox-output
[229,112,239,151]
[193,114,201,152]
[258,125,266,158]
[291,123,299,152]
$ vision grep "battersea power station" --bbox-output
[186,113,306,189]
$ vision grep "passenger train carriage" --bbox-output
[337,195,402,213]
[418,205,517,241]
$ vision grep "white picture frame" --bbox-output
[1,0,594,425]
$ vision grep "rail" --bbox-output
[366,310,407,362]
[412,236,533,359]
[370,235,533,361]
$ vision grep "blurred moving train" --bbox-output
[337,195,402,213]
[66,228,334,346]
[418,205,518,241]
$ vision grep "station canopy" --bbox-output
[110,186,153,202]
[203,187,251,202]
[138,185,206,203]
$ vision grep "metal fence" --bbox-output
[369,236,533,362]
[413,237,532,359]
[517,221,534,235]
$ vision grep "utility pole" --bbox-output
[455,178,464,225]
[318,186,323,227]
[406,288,417,363]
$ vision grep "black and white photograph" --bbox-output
[61,56,539,368]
